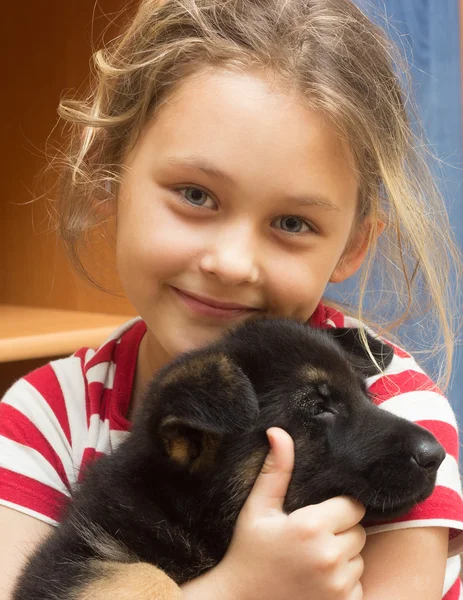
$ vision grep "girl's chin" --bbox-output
[165,319,252,355]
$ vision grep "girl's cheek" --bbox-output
[265,259,327,320]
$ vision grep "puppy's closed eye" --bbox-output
[292,389,334,420]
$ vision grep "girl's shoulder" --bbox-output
[0,317,146,524]
[1,316,146,431]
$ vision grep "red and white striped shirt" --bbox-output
[1,304,462,597]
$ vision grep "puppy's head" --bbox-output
[136,318,445,525]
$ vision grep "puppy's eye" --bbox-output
[310,403,336,419]
[310,403,326,416]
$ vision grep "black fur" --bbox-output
[14,318,445,599]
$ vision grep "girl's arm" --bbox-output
[0,506,53,599]
[361,527,449,599]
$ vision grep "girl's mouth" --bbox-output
[170,287,261,320]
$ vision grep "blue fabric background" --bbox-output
[329,1,463,410]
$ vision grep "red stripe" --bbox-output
[72,347,92,429]
[110,321,146,431]
[323,305,347,328]
[0,404,71,489]
[366,485,463,529]
[368,370,442,405]
[73,347,89,361]
[85,339,118,370]
[443,577,461,600]
[87,381,107,422]
[388,343,410,359]
[24,363,72,446]
[308,302,326,327]
[78,448,105,482]
[415,420,459,461]
[81,352,92,429]
[0,468,70,522]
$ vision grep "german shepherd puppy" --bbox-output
[14,318,445,600]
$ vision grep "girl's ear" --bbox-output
[330,217,385,283]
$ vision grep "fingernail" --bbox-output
[266,428,275,452]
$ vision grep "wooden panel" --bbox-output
[1,0,137,315]
[0,305,132,362]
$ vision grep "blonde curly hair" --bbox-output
[51,0,462,388]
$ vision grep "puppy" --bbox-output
[14,318,445,600]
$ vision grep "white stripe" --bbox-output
[0,437,71,496]
[386,353,425,374]
[85,413,105,451]
[84,347,95,364]
[51,357,89,474]
[379,390,457,428]
[86,360,116,388]
[342,316,361,328]
[110,428,130,452]
[436,455,463,496]
[443,555,461,595]
[95,418,111,454]
[84,416,128,455]
[2,379,75,483]
[366,358,426,388]
[0,499,59,526]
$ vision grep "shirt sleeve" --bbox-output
[0,360,79,525]
[364,342,463,557]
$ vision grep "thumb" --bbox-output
[244,427,295,515]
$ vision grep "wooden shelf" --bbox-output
[0,305,133,363]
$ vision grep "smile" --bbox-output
[170,287,261,320]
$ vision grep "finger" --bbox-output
[346,555,364,595]
[332,556,364,600]
[349,580,364,600]
[292,496,366,534]
[335,524,367,560]
[244,427,295,514]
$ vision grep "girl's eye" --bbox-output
[175,186,216,209]
[273,216,316,234]
[173,188,316,234]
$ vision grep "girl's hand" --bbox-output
[208,427,366,600]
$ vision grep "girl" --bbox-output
[1,0,462,598]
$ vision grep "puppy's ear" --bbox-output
[325,328,394,377]
[154,352,259,471]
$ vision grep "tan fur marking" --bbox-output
[239,447,268,489]
[165,431,218,471]
[160,353,237,388]
[167,436,191,465]
[69,515,135,564]
[74,561,182,600]
[191,432,219,472]
[216,354,234,381]
[223,447,268,517]
[299,366,328,383]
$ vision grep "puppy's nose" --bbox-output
[411,439,446,473]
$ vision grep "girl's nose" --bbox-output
[199,225,260,286]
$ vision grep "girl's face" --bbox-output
[116,68,370,372]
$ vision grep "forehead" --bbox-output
[131,67,359,214]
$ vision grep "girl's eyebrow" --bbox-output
[165,155,340,211]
